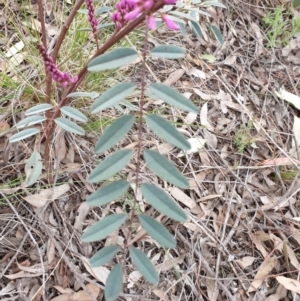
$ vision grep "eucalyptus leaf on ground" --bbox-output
[88,48,138,72]
[90,245,120,267]
[91,83,136,114]
[82,213,127,242]
[141,183,187,222]
[87,180,130,207]
[149,83,198,113]
[95,115,135,153]
[145,114,190,150]
[144,150,189,189]
[139,215,176,248]
[105,264,123,301]
[54,118,85,135]
[130,247,159,285]
[9,128,40,143]
[88,149,133,183]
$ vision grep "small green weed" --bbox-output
[262,6,300,48]
[234,122,254,153]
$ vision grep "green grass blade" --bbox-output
[90,245,120,267]
[88,149,133,183]
[149,83,198,113]
[88,48,138,72]
[141,183,187,222]
[145,114,190,150]
[87,180,130,206]
[95,115,135,154]
[150,45,185,59]
[60,106,88,123]
[139,215,176,248]
[82,213,127,242]
[91,83,136,114]
[105,264,123,301]
[54,118,85,135]
[130,247,159,285]
[144,150,188,189]
[9,128,40,143]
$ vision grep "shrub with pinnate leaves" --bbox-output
[10,0,225,299]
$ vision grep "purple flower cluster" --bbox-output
[112,0,179,31]
[38,45,78,88]
[86,0,98,34]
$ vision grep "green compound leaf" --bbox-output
[209,24,224,45]
[95,115,135,154]
[149,83,198,113]
[88,149,133,183]
[105,264,123,301]
[16,115,46,129]
[67,91,99,98]
[25,104,53,116]
[141,183,187,222]
[60,106,88,123]
[144,150,188,189]
[145,114,190,150]
[9,128,40,143]
[91,83,136,114]
[129,247,159,285]
[25,151,42,186]
[139,215,176,248]
[54,117,85,135]
[150,45,185,59]
[82,213,127,242]
[190,20,203,38]
[88,48,138,72]
[87,180,130,207]
[90,245,120,267]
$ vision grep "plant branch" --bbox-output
[41,1,165,151]
[52,0,85,62]
[131,18,149,223]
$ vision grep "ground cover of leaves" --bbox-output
[0,0,300,300]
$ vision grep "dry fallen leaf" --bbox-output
[235,256,256,269]
[248,256,277,293]
[170,187,197,209]
[79,255,110,284]
[276,276,300,294]
[163,69,185,86]
[22,183,70,207]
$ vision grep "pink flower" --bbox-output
[124,7,141,21]
[147,15,156,30]
[38,45,77,87]
[86,0,98,34]
[162,14,179,30]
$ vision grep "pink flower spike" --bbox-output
[162,14,179,30]
[147,15,156,30]
[124,7,141,20]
